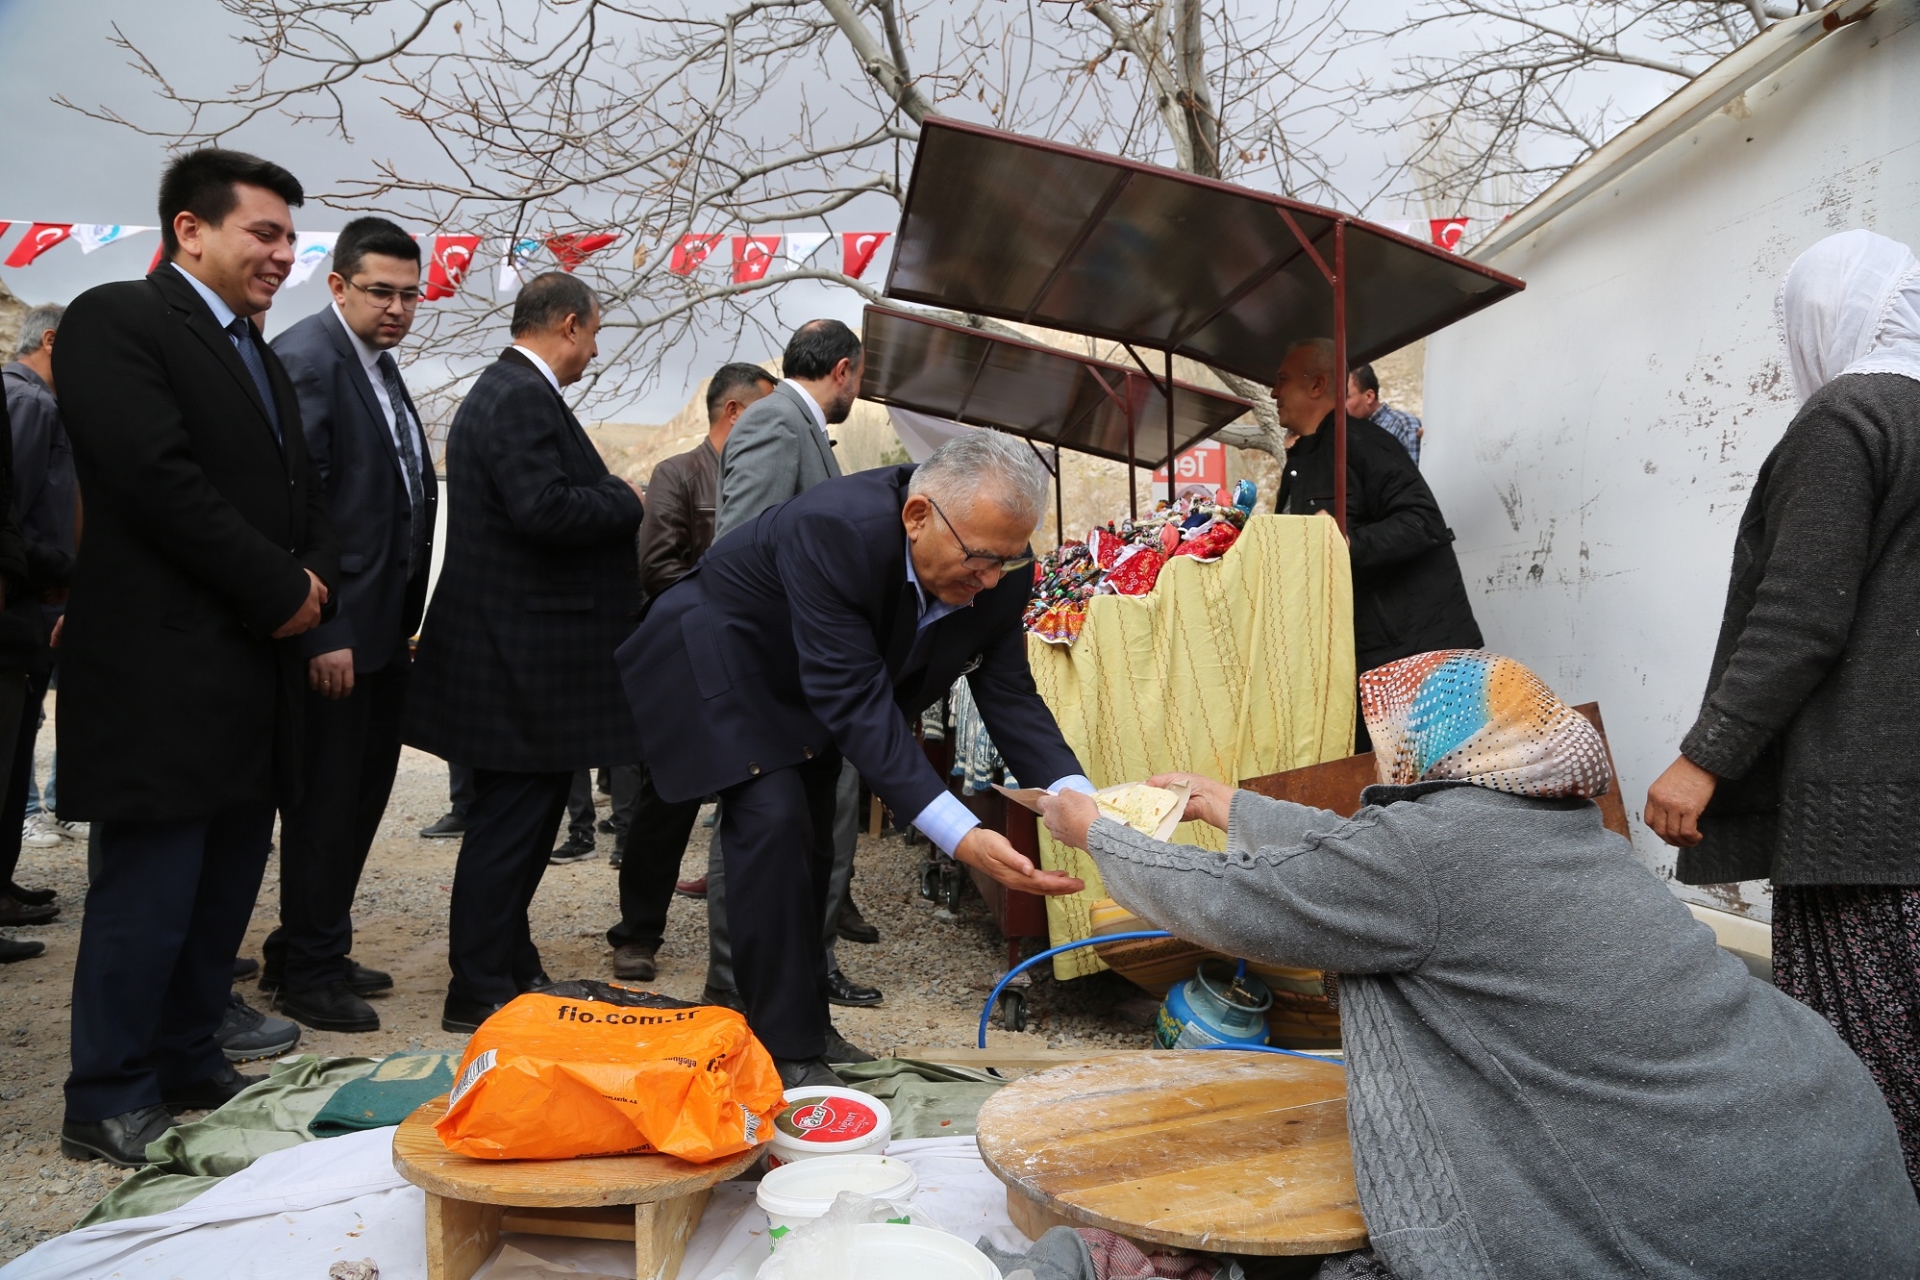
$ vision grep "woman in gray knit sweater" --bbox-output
[1040,652,1919,1280]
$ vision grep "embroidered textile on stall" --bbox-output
[949,676,1016,794]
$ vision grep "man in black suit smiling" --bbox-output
[53,149,339,1166]
[262,217,437,1033]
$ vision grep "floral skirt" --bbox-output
[1773,884,1920,1189]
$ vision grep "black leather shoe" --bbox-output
[8,882,56,907]
[162,1062,264,1113]
[419,812,466,839]
[823,1023,878,1064]
[549,834,596,864]
[0,896,57,925]
[0,936,45,962]
[261,958,392,997]
[608,846,624,868]
[278,981,380,1032]
[518,970,553,994]
[612,944,657,982]
[61,1106,175,1167]
[232,955,260,981]
[836,900,880,945]
[702,984,744,1012]
[443,993,509,1034]
[826,970,883,1007]
[775,1057,844,1089]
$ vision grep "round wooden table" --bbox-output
[975,1051,1367,1257]
[392,1095,761,1280]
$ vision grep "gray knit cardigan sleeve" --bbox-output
[1083,789,1438,975]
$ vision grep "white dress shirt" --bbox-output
[334,303,421,507]
[782,377,831,436]
[510,344,562,395]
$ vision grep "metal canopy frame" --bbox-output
[859,305,1253,533]
[884,117,1527,530]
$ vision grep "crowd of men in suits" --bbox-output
[0,142,1100,1164]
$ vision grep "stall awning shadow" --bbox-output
[859,306,1250,471]
[884,117,1525,385]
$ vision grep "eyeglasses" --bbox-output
[927,498,1034,573]
[346,279,423,309]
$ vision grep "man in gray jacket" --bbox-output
[705,318,881,1021]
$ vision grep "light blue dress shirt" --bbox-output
[902,537,1093,854]
[173,262,239,330]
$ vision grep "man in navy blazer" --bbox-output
[263,218,438,1033]
[619,431,1089,1086]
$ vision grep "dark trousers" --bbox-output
[720,753,839,1061]
[449,763,475,819]
[447,768,572,1005]
[0,670,42,888]
[565,769,595,843]
[607,764,701,953]
[65,803,275,1120]
[264,659,409,992]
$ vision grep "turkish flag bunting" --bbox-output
[841,231,889,279]
[669,234,724,275]
[547,232,621,272]
[5,223,73,268]
[424,234,482,300]
[732,235,780,284]
[1429,218,1469,253]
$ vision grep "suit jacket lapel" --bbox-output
[320,307,405,476]
[776,381,842,480]
[151,269,280,436]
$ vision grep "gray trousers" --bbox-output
[706,757,860,992]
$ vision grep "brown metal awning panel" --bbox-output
[886,117,1523,384]
[859,306,1250,471]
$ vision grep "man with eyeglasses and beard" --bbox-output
[260,217,438,1033]
[616,430,1093,1088]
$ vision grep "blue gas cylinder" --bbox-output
[1231,478,1258,516]
[1154,961,1272,1049]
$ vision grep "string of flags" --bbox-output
[0,221,896,301]
[1376,219,1472,252]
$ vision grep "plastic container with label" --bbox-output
[766,1086,891,1167]
[756,1153,918,1242]
[844,1223,1002,1279]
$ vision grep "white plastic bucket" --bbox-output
[755,1154,919,1241]
[766,1086,890,1167]
[844,1223,1002,1279]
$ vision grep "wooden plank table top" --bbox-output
[392,1096,759,1207]
[975,1051,1367,1257]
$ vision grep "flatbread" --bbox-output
[1094,783,1183,836]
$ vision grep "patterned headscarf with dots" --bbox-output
[1359,650,1613,799]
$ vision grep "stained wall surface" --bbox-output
[1422,0,1920,918]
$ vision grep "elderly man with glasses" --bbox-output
[617,430,1091,1087]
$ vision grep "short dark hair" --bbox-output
[510,272,598,337]
[334,216,420,280]
[781,319,861,380]
[705,362,775,421]
[1349,363,1380,396]
[158,148,304,258]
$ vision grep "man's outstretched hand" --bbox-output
[953,826,1084,896]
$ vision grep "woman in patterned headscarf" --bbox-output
[1038,650,1919,1280]
[1646,229,1920,1192]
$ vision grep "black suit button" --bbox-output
[748,763,761,776]
[802,747,814,760]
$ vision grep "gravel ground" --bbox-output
[0,699,1152,1264]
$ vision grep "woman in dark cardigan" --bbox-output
[1646,227,1920,1187]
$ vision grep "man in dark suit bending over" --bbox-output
[55,149,338,1165]
[618,431,1091,1087]
[404,273,644,1034]
[262,217,438,1032]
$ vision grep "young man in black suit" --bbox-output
[403,273,644,1033]
[261,218,437,1032]
[54,150,339,1166]
[617,431,1090,1087]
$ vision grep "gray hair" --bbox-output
[909,429,1050,526]
[15,303,64,357]
[1285,337,1337,386]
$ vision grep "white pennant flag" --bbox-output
[72,225,157,254]
[497,239,541,296]
[1374,220,1419,238]
[284,232,339,288]
[784,231,830,271]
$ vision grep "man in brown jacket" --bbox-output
[605,362,772,981]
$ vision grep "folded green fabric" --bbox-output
[834,1058,1005,1138]
[308,1050,459,1135]
[79,1054,382,1227]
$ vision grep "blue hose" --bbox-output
[976,932,1343,1066]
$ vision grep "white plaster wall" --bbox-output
[1422,0,1920,919]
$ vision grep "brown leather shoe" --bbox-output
[0,896,57,926]
[836,898,879,944]
[612,943,657,982]
[674,876,708,899]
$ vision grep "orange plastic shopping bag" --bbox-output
[436,981,783,1162]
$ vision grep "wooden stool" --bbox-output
[975,1051,1367,1257]
[393,1095,760,1280]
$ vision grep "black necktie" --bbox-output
[225,317,282,444]
[376,352,430,579]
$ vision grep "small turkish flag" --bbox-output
[546,232,621,272]
[732,235,780,284]
[424,234,481,300]
[841,231,889,279]
[1429,218,1470,253]
[669,234,724,276]
[4,223,73,268]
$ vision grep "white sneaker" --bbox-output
[21,814,61,847]
[51,817,88,840]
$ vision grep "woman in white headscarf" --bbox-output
[1646,227,1920,1189]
